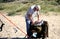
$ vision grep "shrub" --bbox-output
[7,11,16,16]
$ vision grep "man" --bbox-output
[25,5,41,37]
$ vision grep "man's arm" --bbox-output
[28,14,34,24]
[37,12,40,21]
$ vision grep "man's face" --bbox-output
[33,7,39,11]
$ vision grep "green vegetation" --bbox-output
[0,0,60,16]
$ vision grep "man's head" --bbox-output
[33,5,40,11]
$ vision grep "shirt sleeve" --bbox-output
[27,7,33,15]
[38,5,41,10]
[37,11,39,15]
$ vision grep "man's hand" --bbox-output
[31,21,35,25]
[35,20,39,23]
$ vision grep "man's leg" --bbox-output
[26,19,32,37]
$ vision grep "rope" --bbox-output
[0,13,28,37]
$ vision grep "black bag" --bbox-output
[29,22,42,33]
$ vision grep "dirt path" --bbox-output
[0,13,60,39]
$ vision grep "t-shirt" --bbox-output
[25,5,41,22]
